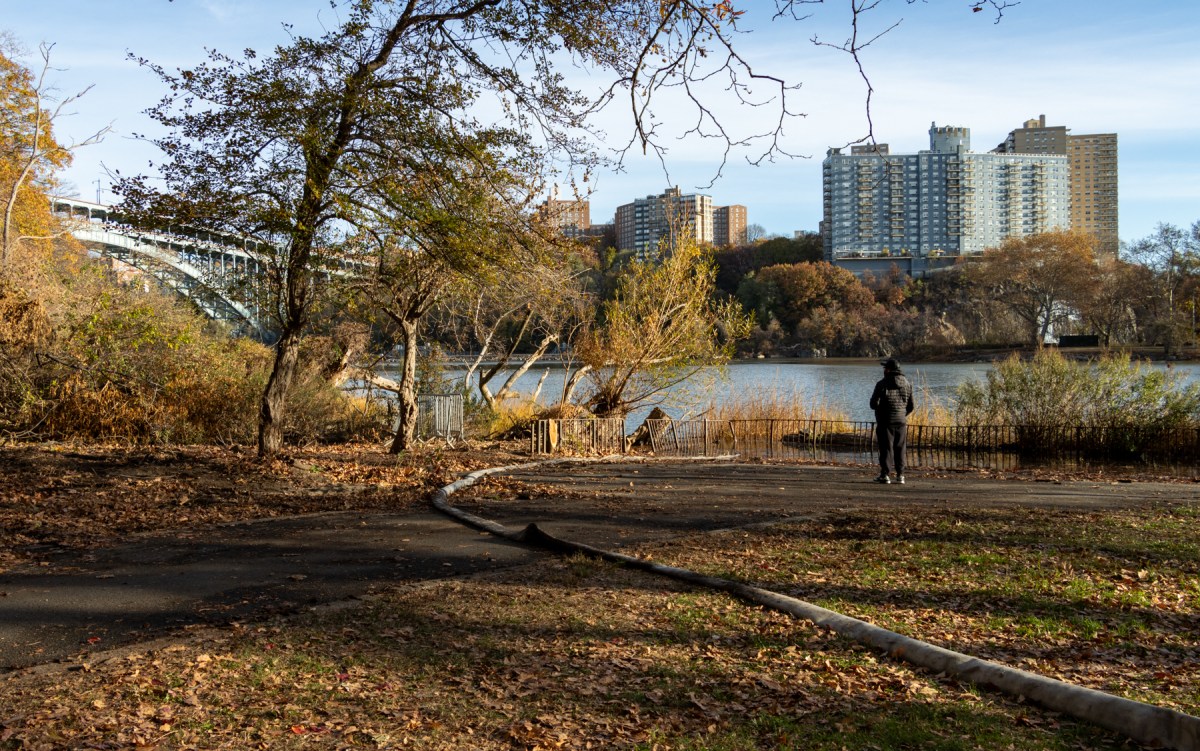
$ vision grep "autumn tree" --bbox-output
[574,239,751,417]
[713,232,821,296]
[1076,256,1155,347]
[1126,221,1200,352]
[114,0,818,457]
[0,37,107,272]
[962,231,1099,347]
[737,260,875,334]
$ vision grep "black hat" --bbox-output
[880,358,900,371]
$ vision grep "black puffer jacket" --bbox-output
[870,372,914,425]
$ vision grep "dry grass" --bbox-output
[702,387,851,423]
[908,378,954,428]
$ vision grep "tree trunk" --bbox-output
[258,327,303,457]
[491,333,558,404]
[391,318,419,454]
[530,369,550,402]
[477,308,534,409]
[561,364,592,406]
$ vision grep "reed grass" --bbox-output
[700,380,953,427]
[907,376,954,428]
[701,385,851,423]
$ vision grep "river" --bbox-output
[445,358,1200,429]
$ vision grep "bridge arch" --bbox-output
[53,197,271,339]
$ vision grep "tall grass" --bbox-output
[702,386,851,423]
[908,374,954,428]
[701,378,953,427]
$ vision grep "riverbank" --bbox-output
[734,344,1200,365]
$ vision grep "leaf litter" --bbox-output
[0,446,1195,749]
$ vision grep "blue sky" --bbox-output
[5,0,1199,247]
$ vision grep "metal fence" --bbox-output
[530,418,626,455]
[415,393,464,442]
[529,417,1200,469]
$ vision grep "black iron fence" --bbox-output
[530,417,1200,469]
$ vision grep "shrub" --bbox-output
[0,281,53,433]
[33,285,269,444]
[0,256,364,446]
[954,350,1200,457]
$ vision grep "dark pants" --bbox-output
[876,421,908,476]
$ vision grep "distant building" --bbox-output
[581,222,614,240]
[822,123,1070,277]
[992,115,1118,257]
[615,186,714,258]
[713,205,748,246]
[539,198,591,238]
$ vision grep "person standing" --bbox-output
[869,358,914,484]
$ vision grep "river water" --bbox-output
[447,358,1200,429]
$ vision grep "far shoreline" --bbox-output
[734,345,1200,366]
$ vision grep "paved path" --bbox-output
[2,462,1195,671]
[0,511,534,670]
[460,462,1195,546]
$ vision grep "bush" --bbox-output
[0,257,365,446]
[955,350,1200,457]
[0,281,54,433]
[33,282,269,443]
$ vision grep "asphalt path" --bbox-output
[2,462,1196,672]
[0,511,535,671]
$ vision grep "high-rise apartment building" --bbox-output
[992,115,1118,256]
[713,205,748,247]
[615,186,714,258]
[822,123,1070,276]
[538,198,591,238]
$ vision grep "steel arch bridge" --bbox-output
[53,197,271,339]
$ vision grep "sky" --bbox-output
[4,0,1199,247]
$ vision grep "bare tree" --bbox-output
[439,256,591,410]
